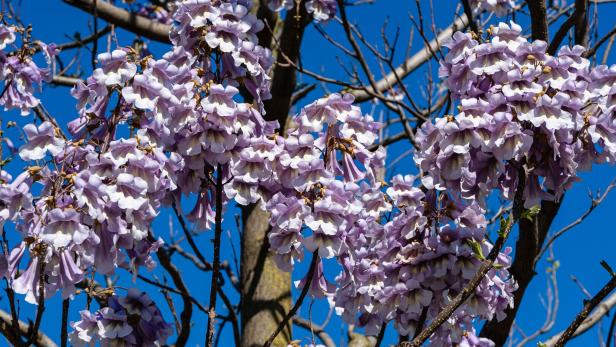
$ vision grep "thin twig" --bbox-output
[205,164,224,347]
[375,322,387,347]
[549,274,616,346]
[60,298,70,347]
[535,177,616,266]
[62,0,170,43]
[585,24,616,58]
[156,247,194,346]
[292,316,336,347]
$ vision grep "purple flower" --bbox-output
[19,121,65,161]
[0,25,16,50]
[42,208,90,248]
[92,50,136,87]
[306,0,337,22]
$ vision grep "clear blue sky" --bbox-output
[5,1,616,346]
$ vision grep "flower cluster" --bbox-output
[264,93,384,271]
[0,2,572,346]
[5,47,179,305]
[334,176,515,345]
[417,21,616,208]
[69,289,172,347]
[261,95,516,345]
[0,23,58,115]
[170,0,273,104]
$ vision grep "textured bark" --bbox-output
[240,2,310,346]
[241,205,291,347]
[527,0,549,42]
[574,0,589,47]
[63,0,171,43]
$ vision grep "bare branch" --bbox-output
[544,274,616,346]
[56,25,111,50]
[514,250,560,347]
[528,0,549,41]
[535,177,616,266]
[292,316,336,347]
[547,13,576,54]
[574,0,589,46]
[156,247,194,346]
[0,309,57,347]
[350,14,468,102]
[60,299,70,347]
[62,0,171,43]
[206,164,224,347]
[51,75,81,86]
[585,24,616,58]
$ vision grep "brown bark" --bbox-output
[574,0,589,47]
[241,204,291,347]
[527,0,549,42]
[63,0,171,43]
[241,2,310,345]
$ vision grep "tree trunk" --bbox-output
[240,2,310,346]
[241,204,291,347]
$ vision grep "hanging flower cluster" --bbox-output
[265,93,385,271]
[417,21,616,208]
[0,22,58,115]
[8,49,179,303]
[334,176,515,346]
[259,95,516,346]
[170,0,273,105]
[69,289,173,346]
[115,0,277,233]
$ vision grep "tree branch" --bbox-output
[528,0,549,41]
[205,165,224,347]
[60,298,70,347]
[62,0,171,43]
[349,14,468,102]
[584,24,616,58]
[156,248,193,346]
[480,199,562,345]
[292,316,336,347]
[535,177,616,266]
[51,75,81,87]
[56,25,111,51]
[574,0,588,46]
[548,274,616,346]
[542,291,616,346]
[0,310,57,347]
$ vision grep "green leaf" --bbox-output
[521,205,541,221]
[498,215,512,237]
[466,239,485,260]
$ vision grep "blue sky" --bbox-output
[4,0,616,346]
